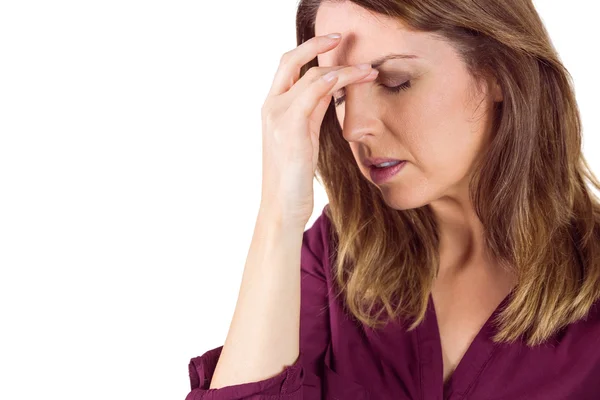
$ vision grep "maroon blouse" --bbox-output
[185,204,600,399]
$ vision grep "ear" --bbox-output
[488,73,503,103]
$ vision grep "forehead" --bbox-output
[315,2,439,67]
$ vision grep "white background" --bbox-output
[0,1,598,399]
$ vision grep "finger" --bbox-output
[289,66,378,119]
[267,33,343,98]
[284,63,377,103]
[287,70,340,122]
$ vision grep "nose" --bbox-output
[339,83,382,142]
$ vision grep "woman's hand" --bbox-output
[259,33,378,225]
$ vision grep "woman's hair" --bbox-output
[296,0,600,347]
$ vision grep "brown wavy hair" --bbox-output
[296,0,600,347]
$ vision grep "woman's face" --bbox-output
[315,1,503,210]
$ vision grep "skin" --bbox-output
[315,1,504,277]
[315,1,516,382]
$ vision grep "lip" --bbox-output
[369,160,407,184]
[363,157,405,167]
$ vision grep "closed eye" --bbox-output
[334,81,411,107]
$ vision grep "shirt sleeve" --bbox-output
[184,204,333,400]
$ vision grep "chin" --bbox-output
[377,187,432,211]
[368,171,431,210]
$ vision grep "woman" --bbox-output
[186,1,600,399]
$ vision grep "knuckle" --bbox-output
[261,100,270,114]
[261,98,276,115]
[290,101,309,120]
[305,66,322,80]
[279,51,293,66]
[263,109,278,127]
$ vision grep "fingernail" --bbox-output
[326,33,341,40]
[356,63,372,70]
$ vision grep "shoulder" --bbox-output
[302,204,332,256]
[301,204,333,278]
[566,296,600,336]
[545,296,600,355]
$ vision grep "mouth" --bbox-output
[363,157,405,168]
[369,160,407,184]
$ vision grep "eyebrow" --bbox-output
[369,53,419,68]
[333,51,419,69]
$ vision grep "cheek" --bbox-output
[400,77,484,179]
